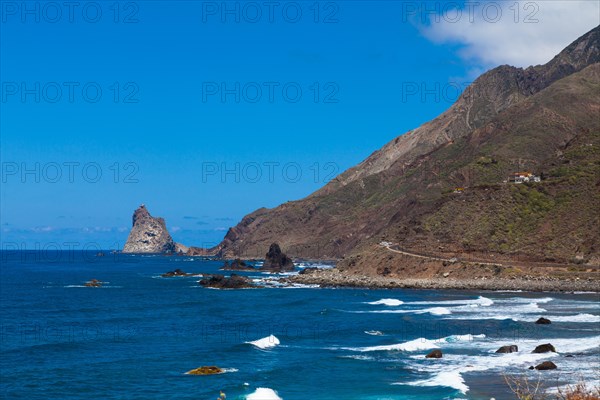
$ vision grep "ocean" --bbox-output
[1,251,598,399]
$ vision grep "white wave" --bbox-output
[549,313,600,323]
[64,285,86,288]
[401,370,469,394]
[340,354,375,361]
[365,330,384,336]
[443,334,486,343]
[346,337,440,352]
[246,388,282,400]
[428,307,453,315]
[400,335,600,396]
[222,368,238,373]
[370,307,452,316]
[405,296,494,307]
[496,296,554,304]
[366,298,404,306]
[246,335,280,349]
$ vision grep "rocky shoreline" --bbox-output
[288,268,600,293]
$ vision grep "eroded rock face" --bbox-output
[122,205,176,253]
[261,243,294,272]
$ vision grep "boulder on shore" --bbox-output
[185,366,223,375]
[198,274,253,289]
[534,361,557,370]
[261,243,294,272]
[425,349,443,358]
[532,343,556,353]
[496,345,518,353]
[535,317,552,324]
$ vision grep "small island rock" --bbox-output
[199,274,253,289]
[185,366,223,375]
[261,243,294,272]
[122,205,176,254]
[535,317,551,324]
[161,269,191,277]
[221,259,255,271]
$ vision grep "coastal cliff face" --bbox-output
[122,205,176,253]
[212,26,600,267]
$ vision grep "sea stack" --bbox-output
[122,204,176,253]
[261,243,294,272]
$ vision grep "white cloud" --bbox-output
[420,1,599,68]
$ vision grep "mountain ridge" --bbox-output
[211,26,600,268]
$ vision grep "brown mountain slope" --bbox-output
[213,27,600,265]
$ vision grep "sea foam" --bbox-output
[246,335,280,349]
[246,388,282,400]
[366,298,404,306]
[348,338,440,352]
[402,370,469,394]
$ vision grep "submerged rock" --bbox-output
[199,274,254,289]
[496,345,518,353]
[534,361,557,370]
[185,366,223,375]
[122,204,176,254]
[161,269,192,277]
[425,349,443,358]
[84,279,102,287]
[532,343,556,353]
[261,243,294,272]
[535,317,552,324]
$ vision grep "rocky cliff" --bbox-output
[211,26,600,266]
[122,205,177,253]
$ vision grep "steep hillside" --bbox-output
[212,27,600,267]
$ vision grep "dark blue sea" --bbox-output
[1,251,598,399]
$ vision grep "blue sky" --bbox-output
[1,1,598,249]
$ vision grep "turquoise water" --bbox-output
[1,251,598,399]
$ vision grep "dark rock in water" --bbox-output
[496,345,518,353]
[261,243,294,272]
[534,361,557,370]
[84,279,102,287]
[199,274,253,289]
[221,259,255,271]
[96,252,105,257]
[532,343,556,353]
[185,366,223,375]
[528,366,535,370]
[122,204,176,254]
[425,349,443,358]
[535,317,551,324]
[161,269,192,277]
